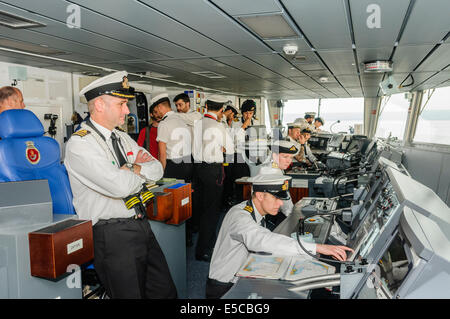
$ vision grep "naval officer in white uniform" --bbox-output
[65,71,177,299]
[206,168,353,298]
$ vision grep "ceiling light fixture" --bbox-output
[237,13,298,39]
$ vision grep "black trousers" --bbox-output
[205,278,234,299]
[231,153,250,202]
[222,163,234,205]
[163,158,193,183]
[195,162,224,256]
[93,218,177,299]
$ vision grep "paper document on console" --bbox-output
[236,253,335,281]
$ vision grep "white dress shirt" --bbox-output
[304,143,317,163]
[193,112,234,163]
[209,200,316,283]
[231,120,246,155]
[157,111,191,160]
[177,109,202,127]
[64,119,163,225]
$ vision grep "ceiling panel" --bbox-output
[392,44,435,73]
[413,71,450,90]
[317,49,357,75]
[290,76,324,90]
[71,0,236,58]
[336,75,361,87]
[399,0,450,46]
[0,27,132,62]
[215,55,282,79]
[175,58,257,80]
[212,0,282,16]
[0,0,190,59]
[302,69,334,79]
[283,0,353,50]
[328,86,350,97]
[350,0,410,48]
[141,0,273,54]
[264,77,305,90]
[416,44,450,72]
[246,53,306,77]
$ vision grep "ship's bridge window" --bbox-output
[413,86,450,145]
[319,98,364,134]
[376,93,410,140]
[283,99,319,126]
[282,98,364,134]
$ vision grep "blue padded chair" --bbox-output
[0,109,75,215]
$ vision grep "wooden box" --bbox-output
[146,192,173,222]
[28,219,94,279]
[164,183,192,225]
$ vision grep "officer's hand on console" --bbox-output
[316,244,353,261]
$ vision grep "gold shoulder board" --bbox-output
[244,205,253,213]
[72,129,91,138]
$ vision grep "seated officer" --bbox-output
[0,86,25,115]
[299,125,320,167]
[256,139,301,229]
[206,168,353,299]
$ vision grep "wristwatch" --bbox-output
[126,163,134,172]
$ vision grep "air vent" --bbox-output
[0,11,45,29]
[191,71,226,79]
[0,38,66,55]
[292,55,307,63]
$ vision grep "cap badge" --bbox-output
[289,146,297,152]
[25,141,40,165]
[122,76,130,89]
[281,180,289,191]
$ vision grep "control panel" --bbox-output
[347,183,401,261]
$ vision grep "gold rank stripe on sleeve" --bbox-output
[72,129,91,137]
[244,205,253,213]
[140,191,154,204]
[125,196,141,209]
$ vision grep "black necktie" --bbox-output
[110,132,127,167]
[260,217,266,228]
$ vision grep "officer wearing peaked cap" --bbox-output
[65,71,177,299]
[151,92,192,182]
[192,94,234,262]
[252,139,300,229]
[230,99,256,203]
[206,167,353,299]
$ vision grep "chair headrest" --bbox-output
[0,109,44,139]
